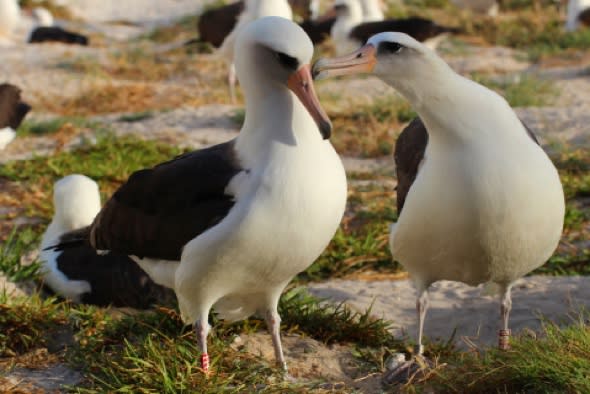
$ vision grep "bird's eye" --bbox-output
[379,42,404,55]
[275,52,299,70]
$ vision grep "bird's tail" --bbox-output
[438,24,463,35]
[44,226,91,251]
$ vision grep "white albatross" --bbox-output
[218,0,293,102]
[0,0,19,44]
[51,16,347,374]
[314,32,565,381]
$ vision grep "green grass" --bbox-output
[118,111,155,123]
[421,318,590,393]
[0,134,186,218]
[17,117,92,137]
[0,228,41,283]
[473,74,558,107]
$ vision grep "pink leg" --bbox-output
[416,288,429,356]
[265,309,287,372]
[194,317,211,373]
[499,284,512,350]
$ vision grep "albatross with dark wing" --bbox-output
[566,0,590,31]
[52,16,347,374]
[331,0,461,55]
[28,7,89,46]
[0,83,31,150]
[40,175,173,307]
[314,32,564,382]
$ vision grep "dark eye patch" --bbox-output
[378,41,404,55]
[276,52,299,70]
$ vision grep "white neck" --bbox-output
[332,2,363,54]
[360,0,384,22]
[238,83,320,152]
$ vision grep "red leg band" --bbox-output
[200,353,210,373]
[498,329,511,350]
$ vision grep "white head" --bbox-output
[314,32,454,105]
[359,0,384,22]
[32,7,54,27]
[234,16,332,138]
[52,174,101,231]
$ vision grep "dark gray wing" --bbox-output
[299,16,336,45]
[90,139,243,261]
[197,1,244,48]
[394,117,539,215]
[350,17,461,45]
[52,242,175,308]
[29,27,89,45]
[0,83,31,129]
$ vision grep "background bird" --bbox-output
[331,0,461,55]
[565,0,590,31]
[0,83,31,150]
[0,0,19,44]
[217,0,293,101]
[40,175,174,307]
[314,31,564,383]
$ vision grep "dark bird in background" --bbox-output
[0,83,31,130]
[193,0,319,48]
[331,0,461,55]
[27,7,89,46]
[40,174,174,308]
[0,83,31,150]
[29,26,89,45]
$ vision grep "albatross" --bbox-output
[314,32,564,381]
[40,175,173,307]
[566,0,590,31]
[0,0,19,44]
[0,83,31,150]
[331,0,460,55]
[52,16,347,374]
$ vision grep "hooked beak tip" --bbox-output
[319,119,332,139]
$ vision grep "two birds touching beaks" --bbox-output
[43,16,564,383]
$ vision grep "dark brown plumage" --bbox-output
[88,140,243,261]
[48,238,175,308]
[394,117,539,215]
[0,83,31,129]
[197,1,245,48]
[29,27,89,45]
[196,0,316,48]
[299,16,336,44]
[350,17,462,45]
[579,7,590,26]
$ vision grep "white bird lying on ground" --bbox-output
[50,16,347,375]
[40,174,174,307]
[314,32,565,383]
[218,0,293,102]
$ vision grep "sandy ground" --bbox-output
[308,276,590,348]
[1,0,590,392]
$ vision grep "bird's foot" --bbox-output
[382,353,433,386]
[277,362,296,383]
[200,353,210,375]
[498,329,511,350]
